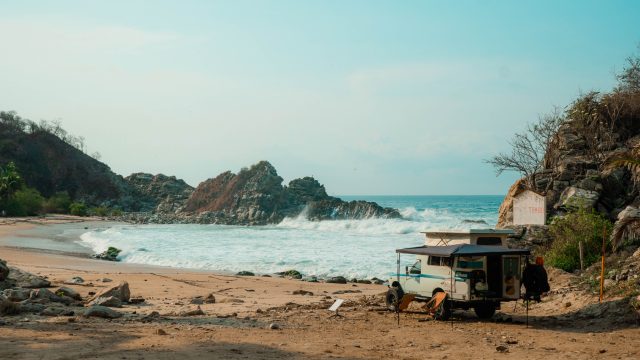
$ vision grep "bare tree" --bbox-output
[485,109,564,188]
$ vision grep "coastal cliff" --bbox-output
[497,79,640,247]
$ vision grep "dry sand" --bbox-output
[1,218,639,359]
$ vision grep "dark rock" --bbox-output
[101,278,113,283]
[0,294,20,315]
[332,290,362,295]
[356,280,372,284]
[236,271,255,276]
[129,296,145,304]
[204,294,216,304]
[326,276,347,284]
[292,290,313,296]
[302,276,318,282]
[30,288,71,305]
[156,328,168,336]
[496,345,509,353]
[84,305,123,319]
[56,287,82,301]
[41,307,75,317]
[3,288,31,302]
[92,281,130,302]
[277,270,303,279]
[190,297,204,305]
[142,311,161,322]
[90,296,122,308]
[179,306,205,316]
[0,259,9,281]
[269,322,280,330]
[9,268,51,288]
[92,247,122,262]
[64,277,84,285]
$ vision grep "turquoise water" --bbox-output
[80,195,505,279]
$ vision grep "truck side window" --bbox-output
[428,256,442,266]
[409,260,421,274]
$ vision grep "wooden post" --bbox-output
[599,226,606,303]
[579,241,584,271]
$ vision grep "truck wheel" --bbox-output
[433,291,451,321]
[385,287,403,312]
[474,303,497,319]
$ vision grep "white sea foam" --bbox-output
[79,200,499,279]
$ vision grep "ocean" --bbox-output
[79,195,504,280]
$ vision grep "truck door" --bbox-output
[403,259,422,293]
[502,256,521,299]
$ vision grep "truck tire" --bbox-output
[474,302,497,319]
[433,291,451,321]
[385,287,403,312]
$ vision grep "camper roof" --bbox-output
[396,244,530,257]
[421,229,514,235]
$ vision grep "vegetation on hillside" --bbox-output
[546,210,613,272]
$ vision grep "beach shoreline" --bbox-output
[1,217,639,359]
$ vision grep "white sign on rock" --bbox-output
[513,190,546,225]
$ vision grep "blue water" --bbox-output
[80,195,504,279]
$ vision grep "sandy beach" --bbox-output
[1,217,639,360]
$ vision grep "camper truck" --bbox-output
[387,229,530,319]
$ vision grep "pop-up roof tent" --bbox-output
[396,244,531,257]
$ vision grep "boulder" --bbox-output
[9,268,51,288]
[3,288,31,302]
[326,276,348,284]
[555,187,600,210]
[30,288,71,305]
[41,307,75,317]
[129,296,145,304]
[236,271,255,276]
[179,306,205,316]
[0,294,19,315]
[64,277,84,285]
[84,305,123,319]
[93,281,130,302]
[277,270,302,279]
[56,287,82,301]
[92,247,122,262]
[90,296,122,308]
[0,259,9,281]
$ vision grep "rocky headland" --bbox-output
[122,161,400,225]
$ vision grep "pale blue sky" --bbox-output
[1,1,638,195]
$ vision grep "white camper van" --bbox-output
[386,229,530,319]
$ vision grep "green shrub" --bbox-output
[91,206,109,217]
[546,209,613,272]
[5,187,44,216]
[69,202,87,216]
[110,208,123,216]
[43,191,71,214]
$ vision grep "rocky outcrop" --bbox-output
[124,173,194,213]
[170,161,400,225]
[498,132,639,229]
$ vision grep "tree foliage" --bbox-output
[0,161,22,203]
[546,209,612,272]
[485,110,564,187]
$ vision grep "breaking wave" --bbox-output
[78,196,501,279]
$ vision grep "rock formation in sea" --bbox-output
[176,161,399,225]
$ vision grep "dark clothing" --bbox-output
[522,263,550,301]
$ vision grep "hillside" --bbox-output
[0,112,137,210]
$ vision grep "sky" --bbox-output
[1,1,638,195]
